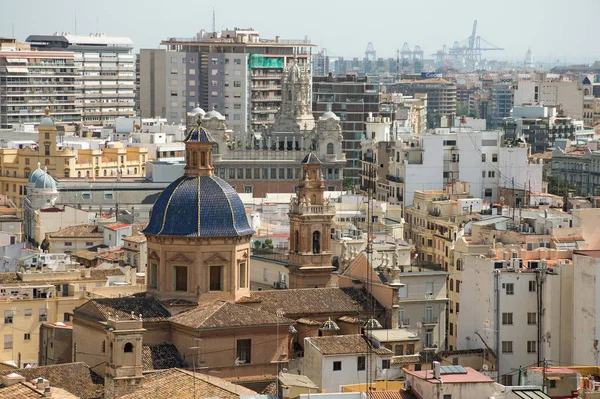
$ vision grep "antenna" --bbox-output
[212,7,216,35]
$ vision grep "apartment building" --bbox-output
[313,75,381,183]
[389,78,457,127]
[551,141,600,196]
[0,266,138,367]
[26,33,136,125]
[513,78,585,120]
[148,28,314,133]
[380,92,428,134]
[490,83,513,128]
[361,122,542,208]
[0,39,80,128]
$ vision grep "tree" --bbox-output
[253,240,262,249]
[456,102,469,117]
[342,177,354,192]
[262,239,274,249]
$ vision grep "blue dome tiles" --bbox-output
[143,176,254,238]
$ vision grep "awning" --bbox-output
[512,389,552,399]
[6,58,27,63]
[546,376,562,381]
[5,66,28,73]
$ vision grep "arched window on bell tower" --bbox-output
[312,231,321,254]
[294,231,299,253]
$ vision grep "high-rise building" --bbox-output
[389,78,457,128]
[143,28,314,133]
[490,83,513,128]
[0,38,80,128]
[312,75,381,183]
[26,33,136,125]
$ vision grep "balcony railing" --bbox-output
[398,318,410,327]
[386,175,404,183]
[423,317,438,325]
[289,203,336,215]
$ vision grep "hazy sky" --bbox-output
[2,0,599,64]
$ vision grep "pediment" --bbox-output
[167,253,194,263]
[149,251,160,261]
[204,252,230,264]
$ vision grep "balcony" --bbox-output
[422,317,438,325]
[386,174,404,183]
[289,203,336,215]
[398,318,410,327]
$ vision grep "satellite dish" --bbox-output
[416,321,423,329]
[482,364,489,371]
[499,196,505,202]
[484,319,491,326]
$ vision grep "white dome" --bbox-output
[203,109,225,121]
[188,107,206,117]
[319,111,340,121]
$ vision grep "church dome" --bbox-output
[143,124,253,238]
[34,173,57,190]
[188,106,206,117]
[203,110,225,121]
[319,111,340,121]
[28,166,45,184]
[143,175,254,237]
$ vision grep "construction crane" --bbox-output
[434,20,503,69]
[365,42,376,61]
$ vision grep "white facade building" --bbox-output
[457,255,546,385]
[303,335,393,393]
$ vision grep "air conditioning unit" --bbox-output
[425,292,433,299]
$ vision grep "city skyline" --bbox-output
[2,0,599,65]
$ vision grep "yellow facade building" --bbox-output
[0,109,148,208]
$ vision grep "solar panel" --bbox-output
[440,365,467,374]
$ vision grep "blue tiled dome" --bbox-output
[28,167,45,184]
[34,173,56,190]
[143,175,254,237]
[184,126,215,143]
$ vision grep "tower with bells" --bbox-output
[103,315,145,399]
[287,153,336,288]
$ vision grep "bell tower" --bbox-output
[287,153,336,288]
[103,316,145,399]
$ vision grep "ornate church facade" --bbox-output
[187,60,346,197]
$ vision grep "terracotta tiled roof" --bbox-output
[74,250,97,261]
[296,318,321,326]
[261,381,277,395]
[123,234,147,243]
[391,354,423,365]
[47,224,102,239]
[0,363,104,399]
[0,272,19,283]
[368,391,404,399]
[237,287,369,316]
[142,343,187,371]
[74,297,171,323]
[306,334,393,356]
[0,383,44,399]
[88,268,124,280]
[118,369,256,399]
[170,300,294,329]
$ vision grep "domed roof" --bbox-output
[301,153,322,165]
[143,175,254,237]
[319,111,340,121]
[203,110,225,121]
[34,173,56,190]
[320,318,340,331]
[28,166,45,184]
[39,107,54,127]
[184,126,215,143]
[188,106,206,117]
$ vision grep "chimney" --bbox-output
[36,377,49,391]
[2,373,25,386]
[43,386,53,398]
[83,268,91,278]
